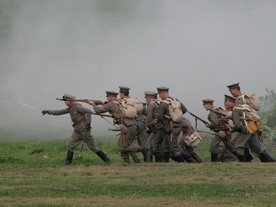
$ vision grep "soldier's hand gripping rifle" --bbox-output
[56,98,103,105]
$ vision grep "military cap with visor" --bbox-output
[224,94,236,102]
[63,93,76,100]
[157,87,169,92]
[227,83,240,89]
[202,99,214,104]
[144,91,157,98]
[119,86,130,92]
[106,91,118,97]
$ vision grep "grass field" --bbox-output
[0,136,276,207]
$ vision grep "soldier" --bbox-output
[144,91,164,162]
[118,86,148,163]
[202,98,236,162]
[88,90,145,164]
[157,87,186,163]
[41,93,111,165]
[178,117,202,163]
[225,89,275,162]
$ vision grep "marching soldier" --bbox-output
[202,98,236,162]
[157,87,186,163]
[41,93,111,165]
[118,86,148,163]
[225,86,275,163]
[88,90,145,164]
[144,91,164,162]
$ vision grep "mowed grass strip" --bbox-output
[0,139,276,206]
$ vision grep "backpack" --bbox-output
[126,97,144,114]
[115,98,137,119]
[162,97,183,122]
[233,104,260,122]
[242,93,260,111]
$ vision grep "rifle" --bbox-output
[56,98,103,105]
[90,111,116,118]
[188,111,230,132]
[109,128,121,131]
[188,111,209,125]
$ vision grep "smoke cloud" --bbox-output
[0,0,275,139]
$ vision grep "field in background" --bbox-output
[0,137,276,206]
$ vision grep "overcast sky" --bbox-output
[1,0,275,139]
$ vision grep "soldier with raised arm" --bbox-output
[42,93,111,165]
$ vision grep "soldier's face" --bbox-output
[224,100,234,110]
[229,88,239,97]
[64,100,71,106]
[203,103,212,110]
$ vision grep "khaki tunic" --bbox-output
[48,102,99,152]
[146,101,164,155]
[208,108,234,156]
[158,97,187,158]
[92,100,142,162]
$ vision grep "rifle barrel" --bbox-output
[188,111,209,125]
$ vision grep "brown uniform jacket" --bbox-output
[48,102,91,131]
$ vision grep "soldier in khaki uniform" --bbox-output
[227,83,275,162]
[202,98,236,162]
[178,117,202,163]
[42,94,111,165]
[157,87,186,163]
[144,91,164,162]
[89,89,145,164]
[118,86,146,163]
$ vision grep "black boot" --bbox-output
[237,155,246,162]
[186,147,202,163]
[182,148,196,163]
[259,150,276,162]
[95,150,112,164]
[163,152,170,163]
[171,154,185,163]
[211,153,219,162]
[244,147,254,162]
[65,150,74,165]
[143,148,149,162]
[190,152,202,163]
[154,151,163,163]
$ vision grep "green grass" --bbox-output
[0,137,276,206]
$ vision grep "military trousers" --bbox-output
[232,132,264,157]
[68,126,99,152]
[118,124,143,161]
[210,133,235,155]
[162,126,183,158]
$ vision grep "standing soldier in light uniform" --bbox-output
[42,94,111,165]
[157,87,186,163]
[227,83,275,162]
[144,91,164,162]
[118,86,147,163]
